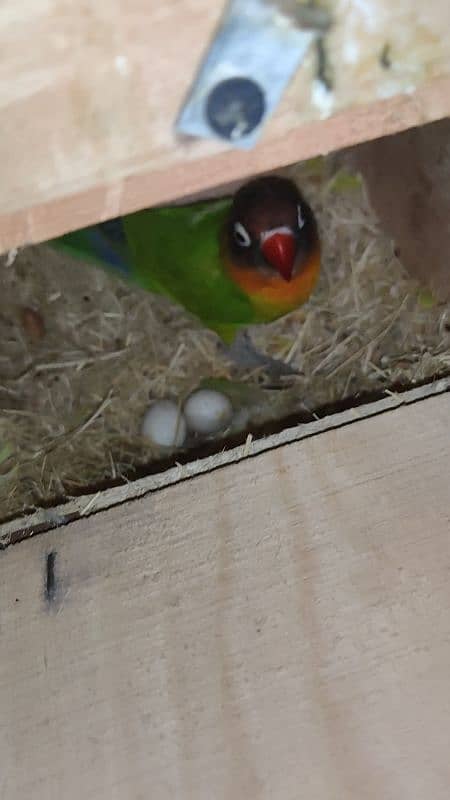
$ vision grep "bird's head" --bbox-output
[225,176,318,282]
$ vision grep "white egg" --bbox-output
[141,400,187,448]
[184,389,233,436]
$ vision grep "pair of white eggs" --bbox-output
[142,389,233,448]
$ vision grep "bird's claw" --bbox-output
[221,330,301,385]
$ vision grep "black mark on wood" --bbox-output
[45,551,57,603]
[315,37,333,91]
[380,43,392,69]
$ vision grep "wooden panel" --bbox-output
[1,392,449,799]
[351,118,450,301]
[1,0,450,253]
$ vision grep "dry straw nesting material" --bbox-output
[0,155,448,521]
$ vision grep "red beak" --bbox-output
[261,232,296,281]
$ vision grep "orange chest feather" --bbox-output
[224,245,320,319]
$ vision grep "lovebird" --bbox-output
[54,176,320,377]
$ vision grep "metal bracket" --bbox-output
[176,0,331,149]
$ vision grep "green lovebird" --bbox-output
[52,176,321,376]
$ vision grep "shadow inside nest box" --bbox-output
[3,371,449,537]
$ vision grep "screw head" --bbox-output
[205,77,266,141]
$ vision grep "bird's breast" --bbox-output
[224,244,320,320]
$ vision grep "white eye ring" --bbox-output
[233,221,251,247]
[297,204,305,230]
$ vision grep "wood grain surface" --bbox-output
[351,118,450,301]
[1,391,449,799]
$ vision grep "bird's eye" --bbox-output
[233,222,251,247]
[297,204,305,230]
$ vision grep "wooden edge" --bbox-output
[1,376,448,549]
[1,75,450,254]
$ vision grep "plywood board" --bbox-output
[1,0,450,253]
[1,391,449,799]
[351,118,450,301]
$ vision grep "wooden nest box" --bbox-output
[1,2,450,797]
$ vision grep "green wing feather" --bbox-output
[50,198,256,342]
[123,199,255,342]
